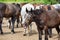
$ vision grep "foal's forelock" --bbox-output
[25,13,32,21]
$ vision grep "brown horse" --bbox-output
[0,3,21,34]
[8,3,21,28]
[0,3,6,34]
[35,8,60,40]
[26,5,60,40]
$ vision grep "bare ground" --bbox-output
[0,18,59,40]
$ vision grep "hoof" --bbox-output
[49,35,52,38]
[1,32,3,34]
[45,38,48,40]
[23,34,27,36]
[39,38,42,40]
[16,26,19,28]
[11,30,15,34]
[11,32,15,34]
[16,25,19,28]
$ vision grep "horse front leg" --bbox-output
[23,25,27,36]
[0,18,3,34]
[37,27,42,40]
[27,23,32,36]
[28,23,32,36]
[11,17,16,33]
[44,26,48,40]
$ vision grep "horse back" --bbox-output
[4,4,20,18]
[45,10,60,27]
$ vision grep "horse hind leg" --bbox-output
[45,29,48,40]
[20,16,23,27]
[11,17,16,33]
[48,28,52,38]
[37,26,42,40]
[55,25,60,40]
[44,26,48,40]
[41,30,43,35]
[8,19,11,29]
[16,17,20,28]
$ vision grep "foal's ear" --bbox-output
[26,8,28,13]
[17,3,20,7]
[30,8,34,13]
[31,8,32,12]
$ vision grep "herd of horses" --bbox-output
[0,3,60,40]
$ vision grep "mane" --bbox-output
[47,5,51,10]
[35,6,40,9]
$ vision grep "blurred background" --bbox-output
[0,0,60,4]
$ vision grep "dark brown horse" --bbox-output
[0,3,21,34]
[36,8,60,40]
[8,3,21,28]
[26,5,60,40]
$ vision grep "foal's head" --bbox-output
[25,8,34,24]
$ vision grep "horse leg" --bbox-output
[0,22,3,34]
[11,17,15,33]
[20,16,23,27]
[28,25,30,36]
[0,18,3,34]
[29,23,32,35]
[37,27,42,40]
[56,26,60,34]
[23,25,27,36]
[8,19,11,29]
[45,29,48,40]
[55,26,60,40]
[41,30,43,35]
[48,28,52,38]
[16,17,20,28]
[44,26,48,40]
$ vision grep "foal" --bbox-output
[26,6,60,40]
[34,7,60,40]
[21,3,34,36]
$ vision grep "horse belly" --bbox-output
[4,13,12,18]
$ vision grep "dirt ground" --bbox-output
[0,18,59,40]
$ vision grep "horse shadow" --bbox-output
[0,31,23,35]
